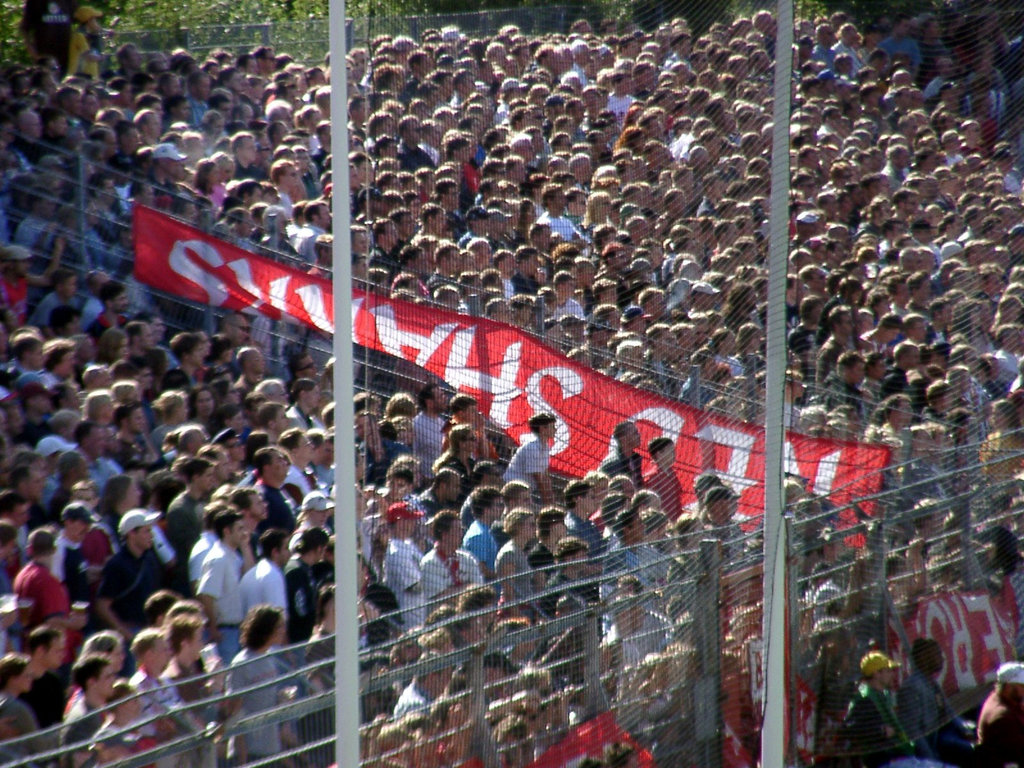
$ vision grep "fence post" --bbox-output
[466,645,501,768]
[687,364,701,409]
[75,154,87,275]
[695,539,722,768]
[196,212,215,337]
[535,294,546,335]
[785,515,799,762]
[582,608,608,720]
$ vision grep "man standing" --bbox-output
[14,528,85,661]
[412,384,446,478]
[420,511,482,601]
[166,456,216,595]
[197,509,250,663]
[563,479,606,562]
[384,502,427,628]
[253,447,296,533]
[240,528,289,617]
[96,510,162,642]
[503,412,556,505]
[599,421,643,488]
[643,437,682,520]
[977,661,1024,765]
[60,655,116,761]
[462,488,502,581]
[284,526,329,643]
[844,651,916,768]
[21,625,66,727]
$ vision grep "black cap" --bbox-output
[61,502,94,523]
[212,428,239,445]
[466,206,489,222]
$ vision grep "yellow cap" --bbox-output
[74,6,102,23]
[860,651,899,678]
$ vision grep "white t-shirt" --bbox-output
[412,412,446,478]
[197,540,244,625]
[606,93,634,125]
[384,537,426,628]
[239,558,288,617]
[503,433,550,491]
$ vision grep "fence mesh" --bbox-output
[7,1,1024,767]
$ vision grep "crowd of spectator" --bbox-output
[4,1,1024,767]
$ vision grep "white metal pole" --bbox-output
[762,1,794,767]
[329,3,360,768]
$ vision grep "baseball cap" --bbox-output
[602,243,627,259]
[860,651,899,678]
[500,78,522,92]
[1009,224,1024,239]
[691,281,720,296]
[466,206,489,222]
[212,428,239,445]
[997,661,1024,685]
[153,143,187,162]
[693,471,725,496]
[36,435,77,457]
[702,484,739,504]
[386,501,423,524]
[795,211,821,225]
[621,305,647,323]
[940,241,964,260]
[19,382,50,400]
[0,245,31,261]
[61,502,94,523]
[74,5,102,23]
[118,509,160,536]
[301,490,332,512]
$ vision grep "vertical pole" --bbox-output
[582,609,608,719]
[467,647,501,768]
[695,539,722,768]
[761,1,794,767]
[76,155,87,274]
[328,2,360,768]
[785,516,799,762]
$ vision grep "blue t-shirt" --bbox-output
[463,518,498,572]
[879,36,921,71]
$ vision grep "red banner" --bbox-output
[133,206,891,517]
[900,589,1016,694]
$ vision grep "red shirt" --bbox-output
[0,276,28,325]
[643,466,684,521]
[978,687,1024,766]
[13,560,77,662]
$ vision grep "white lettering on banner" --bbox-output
[969,593,1010,680]
[810,449,843,496]
[295,284,334,333]
[225,258,266,310]
[526,367,584,455]
[169,240,229,305]
[694,423,758,494]
[948,598,974,689]
[268,276,291,314]
[371,304,457,366]
[444,329,525,429]
[919,596,978,690]
[630,407,686,445]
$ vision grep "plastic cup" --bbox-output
[200,643,221,671]
[17,598,34,625]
